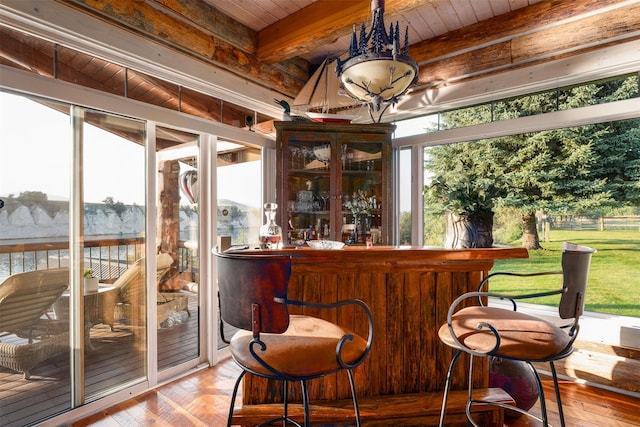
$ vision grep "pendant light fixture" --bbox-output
[336,0,418,122]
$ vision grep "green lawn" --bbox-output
[490,230,640,317]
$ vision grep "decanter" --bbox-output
[259,203,283,249]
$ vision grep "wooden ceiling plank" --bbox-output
[407,8,438,40]
[151,0,257,54]
[0,29,54,76]
[257,0,369,62]
[56,0,306,96]
[418,41,513,85]
[450,0,480,27]
[470,0,495,21]
[434,0,465,32]
[510,3,640,63]
[509,0,530,10]
[257,0,428,63]
[416,3,450,36]
[489,0,512,15]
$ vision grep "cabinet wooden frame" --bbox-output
[275,121,395,246]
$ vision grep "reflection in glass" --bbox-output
[217,141,262,246]
[0,93,73,425]
[82,109,147,395]
[155,127,201,371]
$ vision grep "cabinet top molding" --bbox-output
[274,121,396,134]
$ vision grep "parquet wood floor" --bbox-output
[70,357,640,427]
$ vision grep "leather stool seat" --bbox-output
[231,314,368,377]
[438,306,571,361]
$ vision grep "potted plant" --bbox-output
[83,268,99,292]
[426,176,500,248]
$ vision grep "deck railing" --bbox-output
[0,237,197,281]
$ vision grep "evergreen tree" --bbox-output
[425,75,639,249]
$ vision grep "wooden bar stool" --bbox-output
[438,242,596,427]
[214,249,374,427]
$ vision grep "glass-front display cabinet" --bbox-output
[275,121,394,246]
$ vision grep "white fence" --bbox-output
[550,215,640,231]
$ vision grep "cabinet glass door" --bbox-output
[285,138,334,245]
[277,122,393,247]
[340,141,383,245]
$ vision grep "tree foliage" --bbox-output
[102,196,127,220]
[16,191,48,206]
[424,74,640,249]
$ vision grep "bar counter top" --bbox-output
[261,244,528,260]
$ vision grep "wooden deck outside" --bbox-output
[0,293,205,427]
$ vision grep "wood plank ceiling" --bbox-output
[6,0,640,121]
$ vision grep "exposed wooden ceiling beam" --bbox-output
[411,0,633,64]
[256,0,428,63]
[152,0,257,54]
[413,0,640,88]
[45,0,640,103]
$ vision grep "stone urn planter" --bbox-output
[445,210,494,248]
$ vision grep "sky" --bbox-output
[2,91,419,212]
[0,92,261,208]
[1,92,145,204]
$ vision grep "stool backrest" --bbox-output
[215,251,292,336]
[559,242,596,319]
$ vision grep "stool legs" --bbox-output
[550,361,566,427]
[228,370,364,426]
[438,350,462,427]
[227,370,246,427]
[439,352,565,427]
[347,368,362,427]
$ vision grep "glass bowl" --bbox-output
[306,240,345,250]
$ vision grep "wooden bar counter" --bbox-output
[233,245,528,425]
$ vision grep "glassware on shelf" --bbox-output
[313,144,331,169]
[319,191,331,211]
[259,203,283,249]
[276,122,393,246]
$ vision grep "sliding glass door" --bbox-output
[0,92,74,425]
[155,127,201,372]
[0,91,206,425]
[80,108,148,398]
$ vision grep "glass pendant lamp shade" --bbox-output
[336,0,418,122]
[339,54,417,107]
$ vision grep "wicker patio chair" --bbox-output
[0,268,70,379]
[112,253,189,327]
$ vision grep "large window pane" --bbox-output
[217,142,262,247]
[0,92,73,425]
[81,109,147,397]
[423,118,640,317]
[398,147,412,245]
